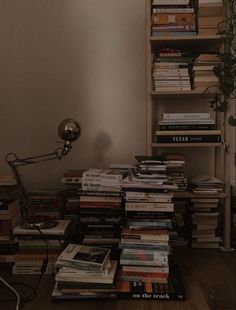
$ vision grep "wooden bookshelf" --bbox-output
[145,0,232,250]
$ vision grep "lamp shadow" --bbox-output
[92,132,112,165]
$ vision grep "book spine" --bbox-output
[159,124,215,130]
[162,113,210,120]
[155,135,221,143]
[125,202,174,212]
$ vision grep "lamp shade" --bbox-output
[58,119,81,142]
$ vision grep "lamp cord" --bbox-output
[0,276,20,310]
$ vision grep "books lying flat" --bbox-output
[121,229,169,241]
[117,264,185,300]
[55,260,117,284]
[56,244,110,270]
[13,220,71,236]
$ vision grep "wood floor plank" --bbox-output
[0,248,235,310]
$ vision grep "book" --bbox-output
[13,220,71,236]
[162,113,211,120]
[82,168,125,181]
[155,135,221,143]
[125,202,174,212]
[155,130,221,136]
[121,229,169,242]
[152,0,189,5]
[56,244,110,271]
[159,124,216,131]
[117,264,185,300]
[152,13,195,26]
[55,260,118,284]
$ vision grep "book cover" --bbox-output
[56,244,110,270]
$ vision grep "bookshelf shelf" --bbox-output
[151,90,207,97]
[146,0,231,250]
[173,191,227,199]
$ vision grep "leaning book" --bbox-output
[56,243,110,271]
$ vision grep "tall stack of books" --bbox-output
[28,188,64,220]
[12,220,71,274]
[52,243,118,300]
[192,53,220,91]
[116,156,182,299]
[0,182,21,267]
[62,169,84,242]
[198,0,224,35]
[171,198,190,247]
[78,168,125,248]
[156,112,221,144]
[162,153,188,191]
[152,48,192,92]
[151,0,196,37]
[190,198,221,248]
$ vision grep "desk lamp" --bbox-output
[5,119,81,229]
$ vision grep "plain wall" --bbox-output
[0,0,235,190]
[0,0,146,188]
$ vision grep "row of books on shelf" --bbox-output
[152,51,221,92]
[156,112,222,144]
[151,0,224,37]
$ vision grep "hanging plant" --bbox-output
[203,0,236,126]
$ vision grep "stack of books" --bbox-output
[78,168,126,247]
[190,198,221,248]
[171,198,190,247]
[28,188,64,220]
[189,175,224,194]
[198,0,224,35]
[0,185,21,266]
[116,156,179,299]
[156,113,220,144]
[12,220,71,274]
[151,0,196,37]
[52,243,118,300]
[162,153,188,191]
[192,53,220,91]
[61,169,86,242]
[152,48,192,92]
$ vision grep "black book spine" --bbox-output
[156,135,221,143]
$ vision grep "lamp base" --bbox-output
[20,215,59,230]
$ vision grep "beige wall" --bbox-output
[0,0,146,188]
[0,0,235,190]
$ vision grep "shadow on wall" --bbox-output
[93,131,112,165]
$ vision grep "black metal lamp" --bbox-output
[5,118,81,228]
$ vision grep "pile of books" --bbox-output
[156,113,221,144]
[28,188,64,220]
[190,198,221,248]
[198,0,224,35]
[0,183,21,266]
[116,156,181,299]
[189,175,224,194]
[62,170,84,242]
[192,53,220,91]
[171,198,190,247]
[151,0,196,37]
[152,48,192,92]
[52,243,118,300]
[78,168,126,248]
[162,153,188,191]
[12,220,71,274]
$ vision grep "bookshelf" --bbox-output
[145,0,232,250]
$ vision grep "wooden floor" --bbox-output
[0,248,235,310]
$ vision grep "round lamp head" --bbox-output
[58,119,81,142]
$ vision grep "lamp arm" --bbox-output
[5,142,72,218]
